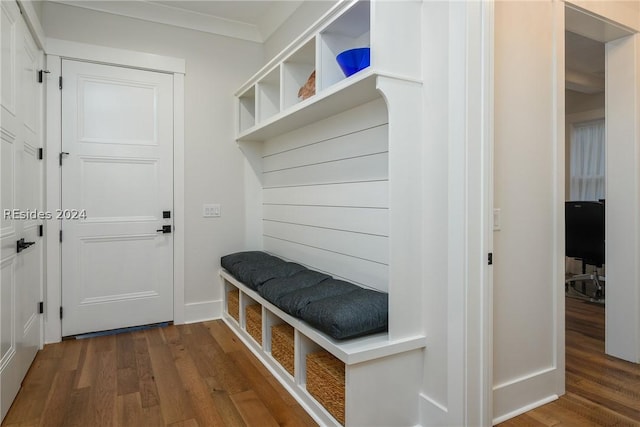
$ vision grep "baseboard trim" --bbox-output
[493,367,559,424]
[492,394,558,425]
[184,300,222,324]
[419,392,448,426]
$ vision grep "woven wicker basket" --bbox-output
[271,323,295,376]
[245,304,262,345]
[227,289,239,322]
[306,350,345,425]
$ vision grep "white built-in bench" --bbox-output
[220,269,426,426]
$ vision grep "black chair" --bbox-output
[565,201,605,301]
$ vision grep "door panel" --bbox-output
[61,60,173,337]
[1,1,43,421]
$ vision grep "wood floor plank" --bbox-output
[59,387,92,427]
[3,358,59,425]
[209,390,247,427]
[168,327,226,427]
[76,339,98,389]
[117,367,139,397]
[132,334,160,409]
[38,370,75,427]
[147,335,196,425]
[116,329,140,397]
[141,405,165,427]
[167,419,200,427]
[230,349,319,427]
[59,339,83,371]
[87,350,117,426]
[116,393,143,427]
[182,330,249,395]
[116,333,136,369]
[205,320,244,354]
[230,390,280,427]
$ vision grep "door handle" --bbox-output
[16,238,36,253]
[156,225,172,234]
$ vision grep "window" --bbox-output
[570,119,605,201]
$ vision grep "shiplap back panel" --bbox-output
[261,98,389,290]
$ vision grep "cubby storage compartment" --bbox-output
[227,288,240,323]
[282,38,316,109]
[318,1,370,91]
[237,86,255,133]
[307,350,346,425]
[256,67,280,122]
[271,323,295,376]
[245,304,262,345]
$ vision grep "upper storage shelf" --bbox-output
[235,0,421,142]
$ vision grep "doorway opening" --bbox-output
[564,29,606,316]
[564,4,636,363]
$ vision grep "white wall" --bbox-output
[493,1,563,420]
[41,2,264,317]
[263,0,337,64]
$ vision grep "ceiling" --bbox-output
[49,0,304,42]
[565,31,605,94]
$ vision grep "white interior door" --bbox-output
[61,60,174,337]
[1,1,44,421]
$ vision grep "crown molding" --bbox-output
[50,0,264,42]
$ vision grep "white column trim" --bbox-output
[44,55,62,343]
[173,73,185,325]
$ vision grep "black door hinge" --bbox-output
[38,148,43,160]
[59,230,63,242]
[59,76,63,90]
[488,252,493,265]
[38,70,50,83]
[38,224,43,237]
[39,302,44,314]
[60,307,63,319]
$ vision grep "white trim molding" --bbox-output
[46,38,185,74]
[44,43,185,343]
[492,367,559,424]
[49,0,261,42]
[46,0,302,43]
[184,300,222,325]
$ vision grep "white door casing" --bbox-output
[61,60,174,337]
[1,1,44,421]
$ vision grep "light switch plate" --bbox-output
[493,208,501,231]
[203,204,221,218]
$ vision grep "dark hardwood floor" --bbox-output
[4,298,640,426]
[1,320,317,427]
[500,297,640,426]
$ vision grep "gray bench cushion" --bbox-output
[299,288,388,340]
[275,279,359,317]
[230,258,285,286]
[245,262,307,291]
[259,270,331,304]
[221,251,277,271]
